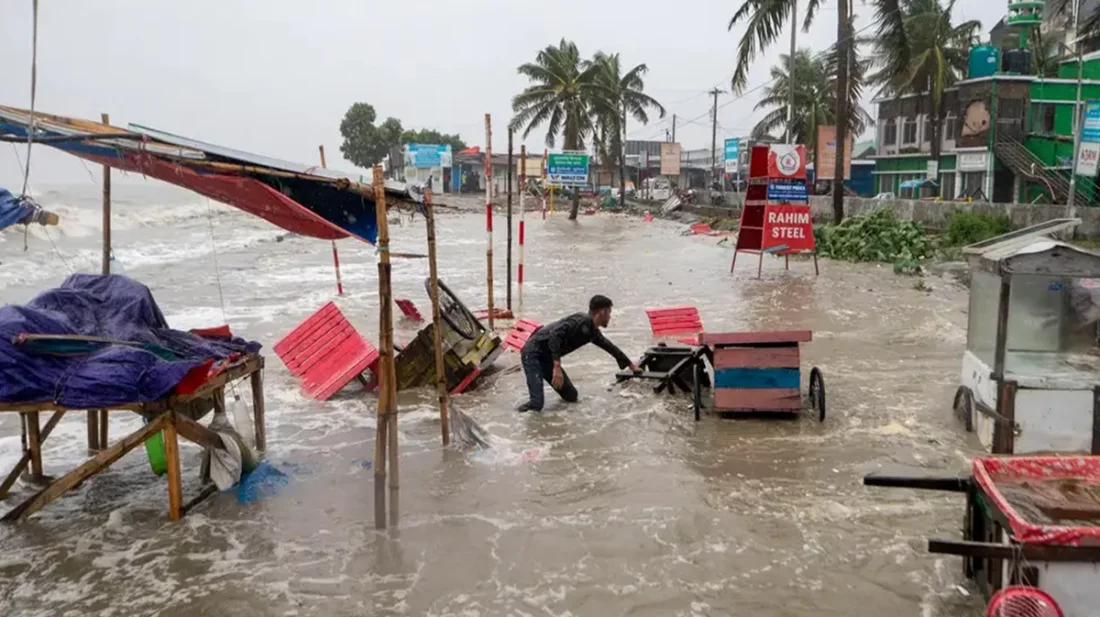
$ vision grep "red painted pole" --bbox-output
[484,114,495,330]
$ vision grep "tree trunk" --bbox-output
[832,3,850,223]
[566,130,581,220]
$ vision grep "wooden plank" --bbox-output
[0,411,65,499]
[163,417,183,522]
[928,539,1100,562]
[700,330,813,346]
[251,369,266,452]
[714,346,800,369]
[172,412,225,451]
[863,474,971,492]
[714,388,801,412]
[714,367,800,389]
[2,414,169,521]
[25,412,42,478]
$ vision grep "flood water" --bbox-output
[0,183,985,616]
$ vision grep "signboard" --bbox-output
[404,144,452,169]
[660,142,682,176]
[958,151,989,172]
[767,144,807,180]
[766,180,809,202]
[546,151,590,185]
[724,138,740,173]
[1083,100,1100,143]
[515,156,545,178]
[762,204,815,253]
[815,126,852,180]
[1078,142,1100,177]
[926,160,940,180]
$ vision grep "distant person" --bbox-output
[516,295,640,413]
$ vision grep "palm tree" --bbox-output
[510,39,601,219]
[589,52,666,206]
[870,0,980,196]
[753,48,872,187]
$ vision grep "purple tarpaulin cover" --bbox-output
[0,274,260,407]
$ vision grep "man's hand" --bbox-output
[551,363,564,389]
[629,363,642,374]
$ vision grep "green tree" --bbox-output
[589,52,666,206]
[510,39,601,219]
[339,103,404,169]
[728,0,897,222]
[752,48,871,185]
[870,0,979,196]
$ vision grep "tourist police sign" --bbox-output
[762,205,815,253]
[547,151,590,186]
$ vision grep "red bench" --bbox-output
[645,306,704,345]
[274,302,380,400]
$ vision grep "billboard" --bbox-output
[546,151,590,186]
[404,144,452,169]
[660,142,681,176]
[1077,101,1100,177]
[815,126,852,180]
[724,138,740,173]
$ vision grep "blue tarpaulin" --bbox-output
[0,274,261,407]
[0,186,34,232]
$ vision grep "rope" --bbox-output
[21,0,38,197]
[204,197,244,402]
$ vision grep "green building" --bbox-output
[872,50,1100,206]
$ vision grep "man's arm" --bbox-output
[591,329,633,369]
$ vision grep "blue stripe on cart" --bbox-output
[714,367,800,389]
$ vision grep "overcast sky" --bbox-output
[1,0,992,186]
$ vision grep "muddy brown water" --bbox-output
[0,184,984,616]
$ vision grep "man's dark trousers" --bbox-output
[520,347,578,411]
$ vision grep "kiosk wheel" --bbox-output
[953,386,974,433]
[809,367,826,422]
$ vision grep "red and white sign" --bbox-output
[767,145,807,180]
[1078,142,1100,177]
[762,204,815,253]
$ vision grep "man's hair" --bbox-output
[589,295,613,313]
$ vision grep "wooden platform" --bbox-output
[0,354,266,522]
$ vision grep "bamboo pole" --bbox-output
[319,145,344,296]
[519,145,526,306]
[506,129,513,313]
[372,164,398,529]
[424,186,450,446]
[484,114,495,330]
[90,112,112,453]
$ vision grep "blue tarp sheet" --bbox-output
[0,274,261,407]
[0,187,34,232]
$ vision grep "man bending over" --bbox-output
[517,295,639,413]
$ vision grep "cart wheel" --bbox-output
[423,277,482,340]
[953,386,974,433]
[809,367,826,422]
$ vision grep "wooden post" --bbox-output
[992,274,1013,454]
[3,413,168,522]
[372,164,398,529]
[98,410,108,448]
[424,186,450,446]
[519,146,527,306]
[319,145,344,296]
[88,111,112,454]
[163,415,183,521]
[484,114,495,330]
[26,412,42,478]
[0,411,64,499]
[251,367,266,451]
[507,129,513,313]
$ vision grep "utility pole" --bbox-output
[709,88,724,186]
[788,0,798,144]
[1069,0,1084,215]
[671,114,677,143]
[833,0,850,223]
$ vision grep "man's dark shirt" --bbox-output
[524,313,632,369]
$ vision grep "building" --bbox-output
[871,47,1100,205]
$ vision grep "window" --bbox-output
[1031,103,1057,133]
[944,116,957,142]
[903,118,918,144]
[940,173,956,199]
[884,119,897,146]
[962,171,985,197]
